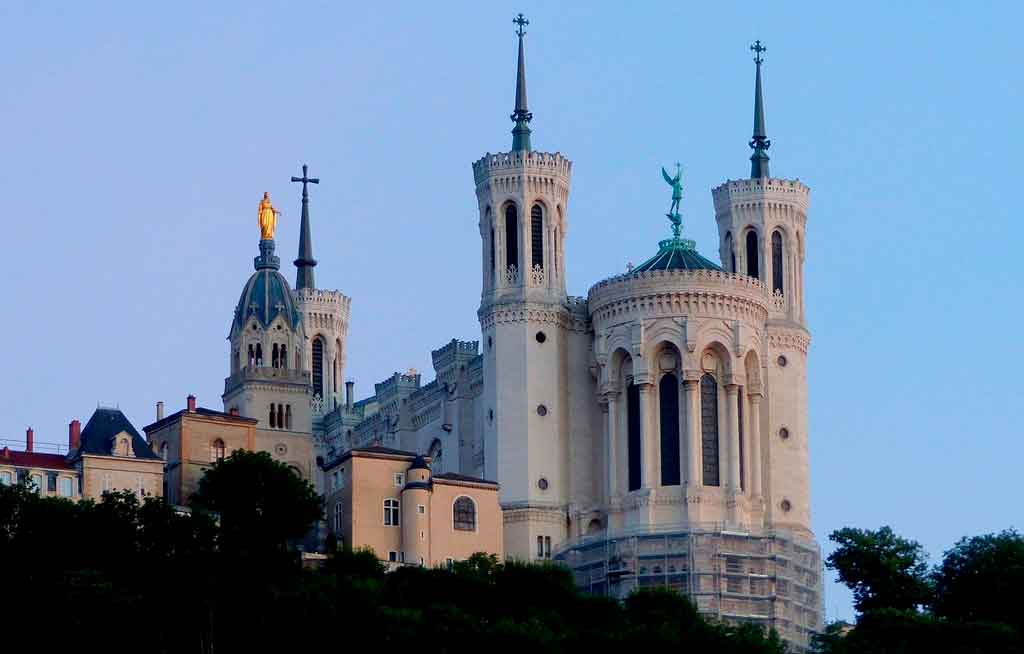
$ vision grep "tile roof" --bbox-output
[0,448,73,470]
[433,472,498,486]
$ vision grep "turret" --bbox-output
[401,455,432,566]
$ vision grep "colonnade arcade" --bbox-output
[600,341,764,506]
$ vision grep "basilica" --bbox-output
[210,21,822,650]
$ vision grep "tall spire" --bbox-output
[291,163,320,290]
[749,40,771,178]
[511,13,533,151]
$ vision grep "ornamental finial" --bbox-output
[514,13,529,36]
[511,13,533,151]
[661,163,683,238]
[751,39,766,64]
[749,40,771,178]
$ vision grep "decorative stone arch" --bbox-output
[607,346,634,388]
[641,321,687,372]
[452,495,477,532]
[649,340,683,487]
[744,349,763,392]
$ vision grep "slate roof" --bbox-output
[631,237,722,274]
[433,472,498,486]
[143,407,257,433]
[77,407,159,460]
[233,267,301,331]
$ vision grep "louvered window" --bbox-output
[531,204,544,269]
[701,373,720,486]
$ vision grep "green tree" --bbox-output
[932,529,1024,636]
[826,526,932,614]
[190,449,323,558]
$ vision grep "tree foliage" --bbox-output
[825,526,932,613]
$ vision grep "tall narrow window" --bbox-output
[248,344,255,367]
[334,502,343,531]
[772,230,784,294]
[211,439,225,462]
[489,226,496,283]
[272,343,279,368]
[384,498,400,526]
[504,204,519,273]
[724,232,735,273]
[627,380,641,491]
[285,405,292,429]
[738,386,745,492]
[280,344,287,370]
[659,373,681,486]
[700,373,720,486]
[746,231,760,279]
[553,226,559,278]
[269,404,277,428]
[531,204,544,269]
[312,337,324,399]
[255,343,263,367]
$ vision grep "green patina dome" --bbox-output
[631,237,722,274]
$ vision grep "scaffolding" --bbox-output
[554,523,823,652]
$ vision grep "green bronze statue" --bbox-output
[662,163,683,237]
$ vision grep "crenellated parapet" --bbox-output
[472,150,572,188]
[711,177,810,214]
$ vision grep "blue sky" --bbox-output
[2,1,1022,621]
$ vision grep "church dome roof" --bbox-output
[233,240,301,331]
[631,237,722,274]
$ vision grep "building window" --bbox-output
[700,373,720,486]
[334,502,343,531]
[102,474,112,493]
[388,551,398,563]
[746,230,759,279]
[446,557,455,569]
[160,442,168,460]
[312,337,325,400]
[30,474,43,493]
[659,372,681,486]
[724,231,735,273]
[47,472,58,493]
[255,343,263,367]
[0,471,12,486]
[211,439,225,462]
[269,404,277,428]
[393,473,405,487]
[60,477,73,497]
[489,225,496,284]
[772,230,784,294]
[384,498,400,526]
[285,404,292,429]
[453,496,476,531]
[504,204,519,273]
[272,343,279,368]
[248,343,255,367]
[281,344,287,370]
[737,386,745,492]
[531,203,544,269]
[418,504,425,515]
[627,380,641,491]
[537,535,552,559]
[537,535,544,558]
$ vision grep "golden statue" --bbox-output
[257,192,279,240]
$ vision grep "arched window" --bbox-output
[490,226,496,283]
[771,230,784,294]
[737,386,745,492]
[269,404,277,428]
[334,502,343,531]
[531,204,544,269]
[383,498,400,526]
[627,380,641,491]
[271,343,279,369]
[255,343,263,367]
[553,226,559,278]
[211,439,225,462]
[746,230,760,279]
[504,204,519,273]
[453,496,476,531]
[280,344,287,370]
[285,404,292,430]
[700,373,720,486]
[312,337,324,399]
[248,344,255,367]
[659,373,681,486]
[724,232,735,273]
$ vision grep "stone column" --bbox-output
[725,384,741,492]
[683,379,701,486]
[603,394,619,501]
[638,383,658,488]
[748,390,763,498]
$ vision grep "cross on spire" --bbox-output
[292,163,320,290]
[751,40,766,64]
[514,13,529,36]
[291,163,319,198]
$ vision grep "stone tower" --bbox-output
[472,15,578,560]
[712,43,812,536]
[289,165,351,419]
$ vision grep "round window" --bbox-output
[537,404,548,416]
[777,355,788,367]
[780,499,792,512]
[535,331,547,344]
[779,427,790,440]
[537,477,549,491]
[275,443,287,456]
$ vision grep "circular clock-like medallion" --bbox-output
[274,443,287,456]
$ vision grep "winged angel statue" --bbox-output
[662,163,683,236]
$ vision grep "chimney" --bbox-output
[26,427,34,453]
[229,407,239,417]
[345,381,354,410]
[69,420,81,450]
[187,394,197,412]
[156,401,165,420]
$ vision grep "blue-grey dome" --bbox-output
[632,237,722,273]
[233,240,301,331]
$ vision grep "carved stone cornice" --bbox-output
[766,326,811,354]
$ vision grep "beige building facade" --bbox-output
[322,447,502,567]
